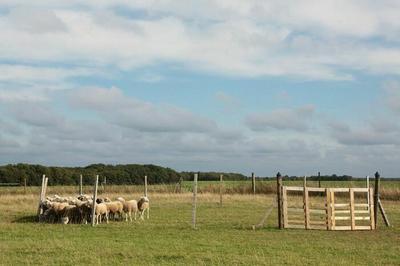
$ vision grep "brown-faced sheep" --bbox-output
[137,196,150,220]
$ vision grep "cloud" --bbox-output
[0,2,399,80]
[68,86,217,133]
[384,80,400,113]
[215,91,241,112]
[245,105,315,131]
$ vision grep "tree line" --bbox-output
[0,164,247,186]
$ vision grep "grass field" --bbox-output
[0,186,399,265]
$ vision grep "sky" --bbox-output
[1,1,400,177]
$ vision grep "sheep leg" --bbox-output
[134,211,137,221]
[106,212,109,224]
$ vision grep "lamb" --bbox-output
[105,201,124,221]
[137,196,150,220]
[117,198,138,222]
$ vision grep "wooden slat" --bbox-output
[307,187,326,192]
[355,217,370,221]
[284,186,304,191]
[333,226,352,231]
[309,225,327,230]
[352,188,369,192]
[335,216,351,221]
[330,188,350,193]
[287,208,304,213]
[288,220,306,224]
[285,224,306,229]
[309,221,326,225]
[309,209,326,214]
[282,186,288,228]
[334,203,350,208]
[354,204,369,207]
[354,226,373,230]
[335,210,350,214]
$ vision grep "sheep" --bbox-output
[117,198,138,222]
[137,196,150,220]
[95,203,109,224]
[105,201,124,221]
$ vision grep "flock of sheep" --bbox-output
[39,194,150,225]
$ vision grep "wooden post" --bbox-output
[79,174,83,195]
[144,175,148,197]
[43,177,48,201]
[251,172,256,195]
[378,199,391,227]
[331,190,336,230]
[369,188,375,230]
[326,188,332,230]
[192,173,198,229]
[219,174,223,206]
[350,188,355,230]
[276,172,283,229]
[91,175,99,227]
[374,172,380,229]
[282,186,288,228]
[24,178,27,194]
[366,176,370,211]
[37,175,45,216]
[303,178,309,230]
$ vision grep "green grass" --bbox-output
[0,191,399,265]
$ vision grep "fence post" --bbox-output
[37,175,46,217]
[318,172,321,188]
[252,172,256,195]
[219,174,223,206]
[91,175,99,227]
[303,176,309,229]
[144,175,148,197]
[79,174,83,195]
[374,172,380,229]
[43,177,48,201]
[276,172,283,229]
[192,173,198,229]
[24,178,27,194]
[103,176,107,193]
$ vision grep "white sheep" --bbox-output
[117,198,138,222]
[137,196,150,220]
[95,203,109,224]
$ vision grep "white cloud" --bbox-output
[0,2,399,80]
[245,105,315,131]
[68,86,217,133]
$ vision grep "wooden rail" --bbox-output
[281,186,375,231]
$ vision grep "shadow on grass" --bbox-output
[13,215,37,224]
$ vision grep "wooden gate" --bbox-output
[281,186,375,231]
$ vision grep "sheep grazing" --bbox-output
[105,201,124,221]
[137,196,150,220]
[117,198,138,222]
